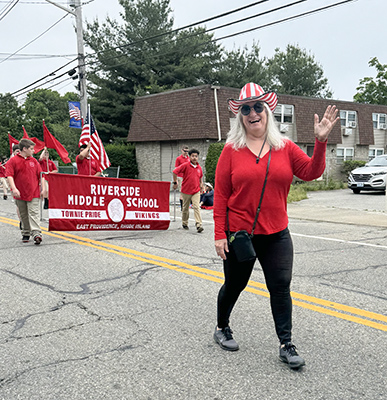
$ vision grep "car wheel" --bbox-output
[352,189,361,194]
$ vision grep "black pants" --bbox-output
[217,228,293,344]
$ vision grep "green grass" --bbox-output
[287,179,346,203]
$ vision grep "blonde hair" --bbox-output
[226,103,287,150]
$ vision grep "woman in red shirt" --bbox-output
[213,82,339,369]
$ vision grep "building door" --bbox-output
[161,141,179,182]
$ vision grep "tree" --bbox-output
[217,42,270,89]
[266,44,332,98]
[353,57,387,105]
[0,94,24,157]
[84,0,222,142]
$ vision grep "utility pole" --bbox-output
[45,0,88,117]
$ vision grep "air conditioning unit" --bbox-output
[343,128,352,136]
[348,121,357,128]
[379,123,387,130]
[279,123,289,133]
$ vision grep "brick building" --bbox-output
[127,85,387,182]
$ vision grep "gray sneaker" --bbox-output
[279,342,305,369]
[213,326,239,351]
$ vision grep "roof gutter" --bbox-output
[211,85,222,142]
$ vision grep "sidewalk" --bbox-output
[170,189,387,228]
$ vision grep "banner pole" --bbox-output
[173,189,176,222]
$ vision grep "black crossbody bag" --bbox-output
[227,148,271,263]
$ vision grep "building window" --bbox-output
[340,110,357,128]
[369,148,384,160]
[336,147,354,163]
[274,104,294,123]
[306,145,314,157]
[372,113,387,129]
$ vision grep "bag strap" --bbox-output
[227,147,272,238]
[250,147,271,236]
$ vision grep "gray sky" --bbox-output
[0,0,384,102]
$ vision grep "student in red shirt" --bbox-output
[213,82,339,369]
[39,147,58,209]
[174,145,190,210]
[76,142,101,176]
[6,139,47,245]
[0,157,9,200]
[172,149,204,233]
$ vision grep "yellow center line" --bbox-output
[1,216,386,332]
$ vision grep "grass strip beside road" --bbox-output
[1,216,386,332]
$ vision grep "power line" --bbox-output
[10,57,77,95]
[0,0,19,21]
[0,13,69,64]
[10,0,357,97]
[9,0,272,96]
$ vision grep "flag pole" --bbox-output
[88,104,91,176]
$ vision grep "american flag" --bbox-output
[69,102,81,120]
[79,112,111,172]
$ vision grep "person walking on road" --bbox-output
[6,139,47,245]
[172,149,204,233]
[213,82,339,369]
[0,157,9,200]
[39,147,58,209]
[174,145,190,210]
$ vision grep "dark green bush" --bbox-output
[104,142,138,179]
[342,160,367,176]
[205,142,225,186]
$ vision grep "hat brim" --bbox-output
[228,92,278,115]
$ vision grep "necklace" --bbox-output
[255,136,267,164]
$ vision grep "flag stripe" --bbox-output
[78,111,110,172]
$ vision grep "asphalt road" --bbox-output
[0,189,386,400]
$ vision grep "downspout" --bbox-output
[211,85,222,142]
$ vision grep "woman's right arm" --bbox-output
[214,145,233,259]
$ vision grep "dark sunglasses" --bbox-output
[240,102,265,116]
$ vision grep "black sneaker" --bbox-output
[213,326,239,351]
[197,226,204,233]
[22,236,30,243]
[3,195,7,200]
[279,342,305,369]
[33,235,42,245]
[182,224,189,230]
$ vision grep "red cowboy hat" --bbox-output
[228,82,278,115]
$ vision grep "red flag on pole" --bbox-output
[42,120,71,164]
[8,133,19,155]
[22,126,45,153]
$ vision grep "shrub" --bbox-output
[205,142,225,186]
[104,142,138,179]
[342,160,367,176]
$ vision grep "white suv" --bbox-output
[348,155,387,194]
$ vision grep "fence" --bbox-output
[57,165,120,178]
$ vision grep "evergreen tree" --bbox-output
[83,0,222,142]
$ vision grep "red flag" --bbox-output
[42,121,71,164]
[8,133,19,155]
[79,110,110,172]
[22,126,45,153]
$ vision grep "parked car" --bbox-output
[348,155,387,194]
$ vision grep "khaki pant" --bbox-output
[181,191,202,228]
[16,198,41,237]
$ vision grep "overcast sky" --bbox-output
[0,0,384,103]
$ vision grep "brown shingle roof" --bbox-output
[128,86,387,145]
